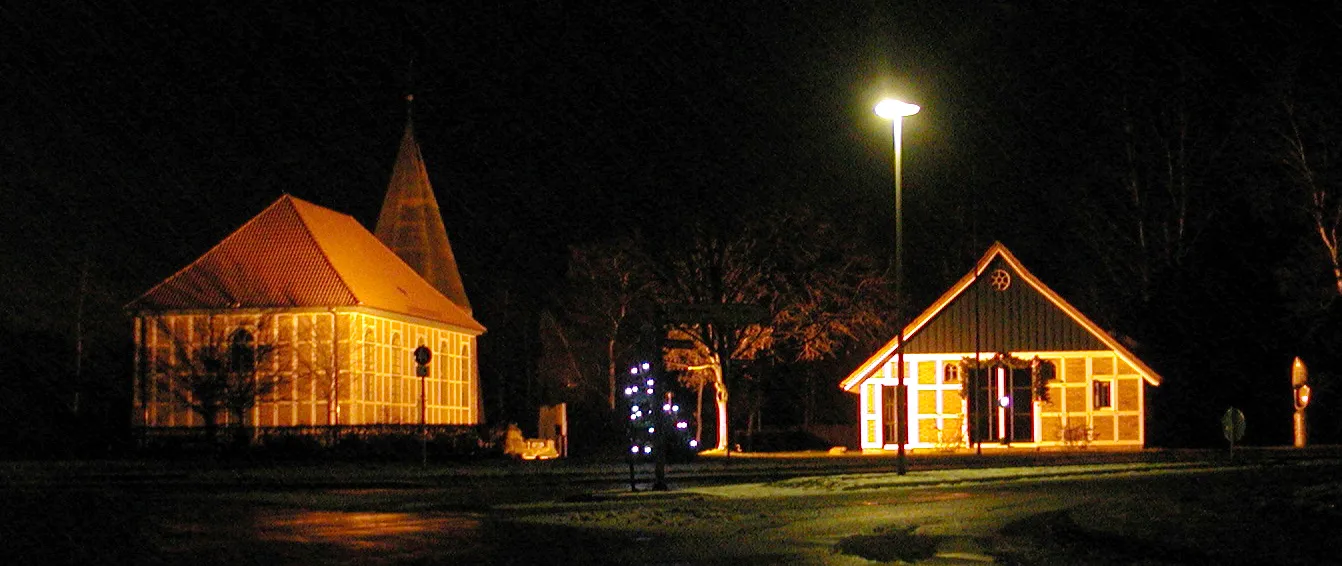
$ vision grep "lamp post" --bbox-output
[875,98,920,476]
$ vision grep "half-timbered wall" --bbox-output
[346,311,477,426]
[858,350,1144,451]
[134,309,479,430]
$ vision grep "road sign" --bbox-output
[413,345,432,366]
[1221,407,1246,443]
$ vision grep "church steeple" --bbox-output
[374,97,472,314]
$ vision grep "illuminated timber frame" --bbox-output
[842,242,1161,452]
[854,351,1146,450]
[134,308,481,429]
[127,194,486,434]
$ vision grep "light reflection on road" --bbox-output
[257,510,483,550]
[151,506,493,563]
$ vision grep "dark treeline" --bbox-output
[512,3,1342,449]
[907,2,1342,447]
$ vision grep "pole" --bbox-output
[414,345,430,468]
[892,117,909,476]
[420,367,427,467]
[1294,410,1306,448]
[653,314,669,491]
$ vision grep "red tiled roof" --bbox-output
[128,195,484,333]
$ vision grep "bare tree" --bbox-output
[1276,93,1342,302]
[769,216,897,428]
[562,236,658,410]
[1070,62,1232,314]
[150,314,287,442]
[656,209,893,451]
[655,219,776,452]
[536,308,592,403]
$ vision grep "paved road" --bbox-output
[4,449,1340,565]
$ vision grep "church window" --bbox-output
[229,329,255,374]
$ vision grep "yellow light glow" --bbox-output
[875,98,921,119]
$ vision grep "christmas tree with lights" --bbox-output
[623,361,697,461]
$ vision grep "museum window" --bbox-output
[942,363,961,384]
[1092,379,1113,410]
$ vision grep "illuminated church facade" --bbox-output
[128,117,485,431]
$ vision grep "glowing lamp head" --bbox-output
[998,396,1011,408]
[875,98,920,119]
[1297,384,1312,410]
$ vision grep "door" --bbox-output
[967,363,1035,445]
[882,385,898,446]
[1009,367,1034,443]
[967,366,992,445]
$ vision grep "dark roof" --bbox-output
[901,255,1107,354]
[841,242,1159,390]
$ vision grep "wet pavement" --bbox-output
[5,448,1342,564]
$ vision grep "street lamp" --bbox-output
[875,98,919,476]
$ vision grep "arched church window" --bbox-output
[229,328,255,374]
[363,329,376,372]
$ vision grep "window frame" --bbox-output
[942,363,961,384]
[1092,379,1113,410]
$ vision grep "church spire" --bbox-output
[374,97,472,314]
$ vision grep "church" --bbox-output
[128,112,485,433]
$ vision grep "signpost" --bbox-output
[1221,406,1246,460]
[414,345,432,467]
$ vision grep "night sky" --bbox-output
[5,2,1342,446]
[4,2,919,333]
